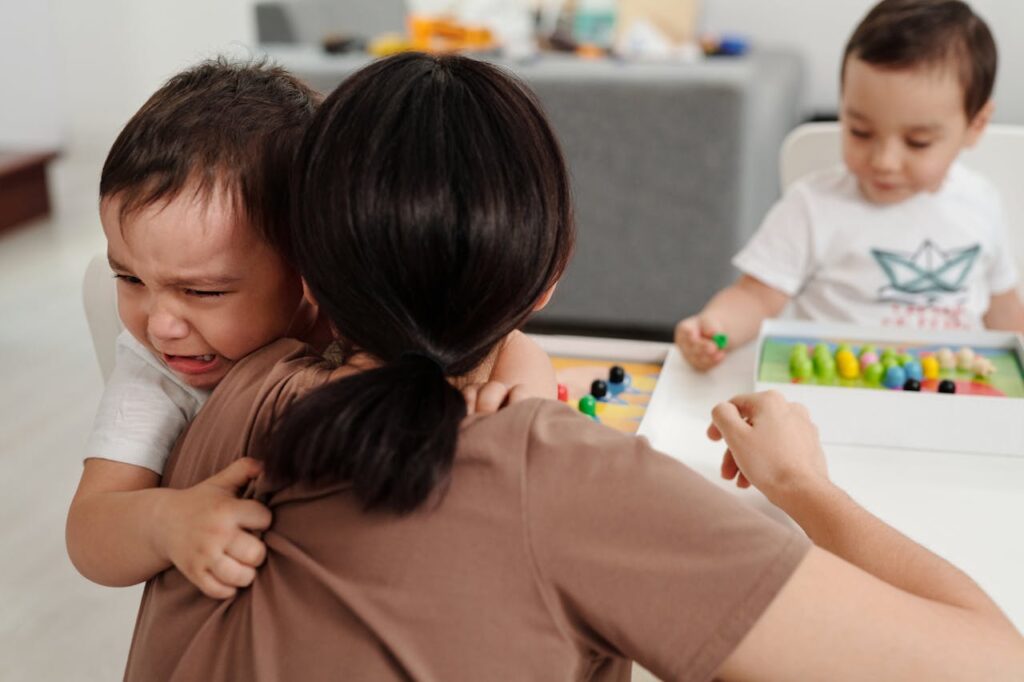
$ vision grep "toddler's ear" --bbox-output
[533,283,557,312]
[965,100,995,147]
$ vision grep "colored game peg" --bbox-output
[903,360,923,381]
[578,394,597,417]
[864,362,884,385]
[920,356,939,380]
[883,364,906,389]
[608,365,630,395]
[791,356,814,380]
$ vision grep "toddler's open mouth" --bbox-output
[163,353,220,375]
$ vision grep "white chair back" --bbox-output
[82,253,122,382]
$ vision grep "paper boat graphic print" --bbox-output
[871,240,980,303]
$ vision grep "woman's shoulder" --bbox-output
[198,339,338,442]
[461,397,671,483]
[208,338,330,405]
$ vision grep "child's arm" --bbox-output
[675,275,789,371]
[67,332,269,598]
[983,289,1024,332]
[66,458,269,598]
[487,330,557,399]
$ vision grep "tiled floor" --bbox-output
[0,154,142,680]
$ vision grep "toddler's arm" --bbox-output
[487,330,557,399]
[675,275,789,371]
[983,289,1024,333]
[67,332,269,598]
[67,458,269,599]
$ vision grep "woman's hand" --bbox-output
[708,391,829,504]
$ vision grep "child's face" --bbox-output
[101,185,311,390]
[840,57,990,205]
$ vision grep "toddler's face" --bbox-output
[840,57,989,205]
[101,185,312,390]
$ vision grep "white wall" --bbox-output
[0,0,64,149]
[50,0,257,155]
[703,0,1024,123]
[1,0,256,155]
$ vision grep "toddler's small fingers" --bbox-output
[506,384,533,405]
[196,571,237,600]
[475,382,510,414]
[225,532,267,568]
[236,500,273,531]
[211,555,257,589]
[461,384,481,415]
[737,473,751,489]
[706,422,723,441]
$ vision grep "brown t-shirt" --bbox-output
[124,339,809,682]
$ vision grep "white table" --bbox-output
[536,334,1024,630]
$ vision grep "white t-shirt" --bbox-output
[85,331,209,474]
[733,163,1018,330]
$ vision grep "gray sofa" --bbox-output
[260,18,803,338]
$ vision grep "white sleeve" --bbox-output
[732,187,815,296]
[985,195,1019,295]
[84,333,205,474]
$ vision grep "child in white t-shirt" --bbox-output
[66,60,556,600]
[676,0,1024,371]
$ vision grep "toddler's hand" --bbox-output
[159,458,272,599]
[461,381,532,415]
[707,391,829,505]
[674,315,727,371]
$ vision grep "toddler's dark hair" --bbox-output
[100,57,320,261]
[264,53,575,513]
[843,0,996,119]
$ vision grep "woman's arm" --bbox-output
[711,392,1024,681]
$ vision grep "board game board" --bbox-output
[758,336,1024,398]
[753,320,1024,457]
[551,355,663,434]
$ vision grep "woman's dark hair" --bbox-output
[842,0,996,120]
[264,53,575,513]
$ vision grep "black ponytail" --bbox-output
[265,355,466,513]
[265,53,574,513]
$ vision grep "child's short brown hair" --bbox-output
[100,58,320,262]
[842,0,997,120]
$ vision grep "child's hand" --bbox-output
[158,458,272,599]
[675,315,727,371]
[707,391,829,504]
[461,381,533,415]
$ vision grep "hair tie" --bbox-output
[399,350,447,375]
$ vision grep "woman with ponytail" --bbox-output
[124,53,1024,681]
